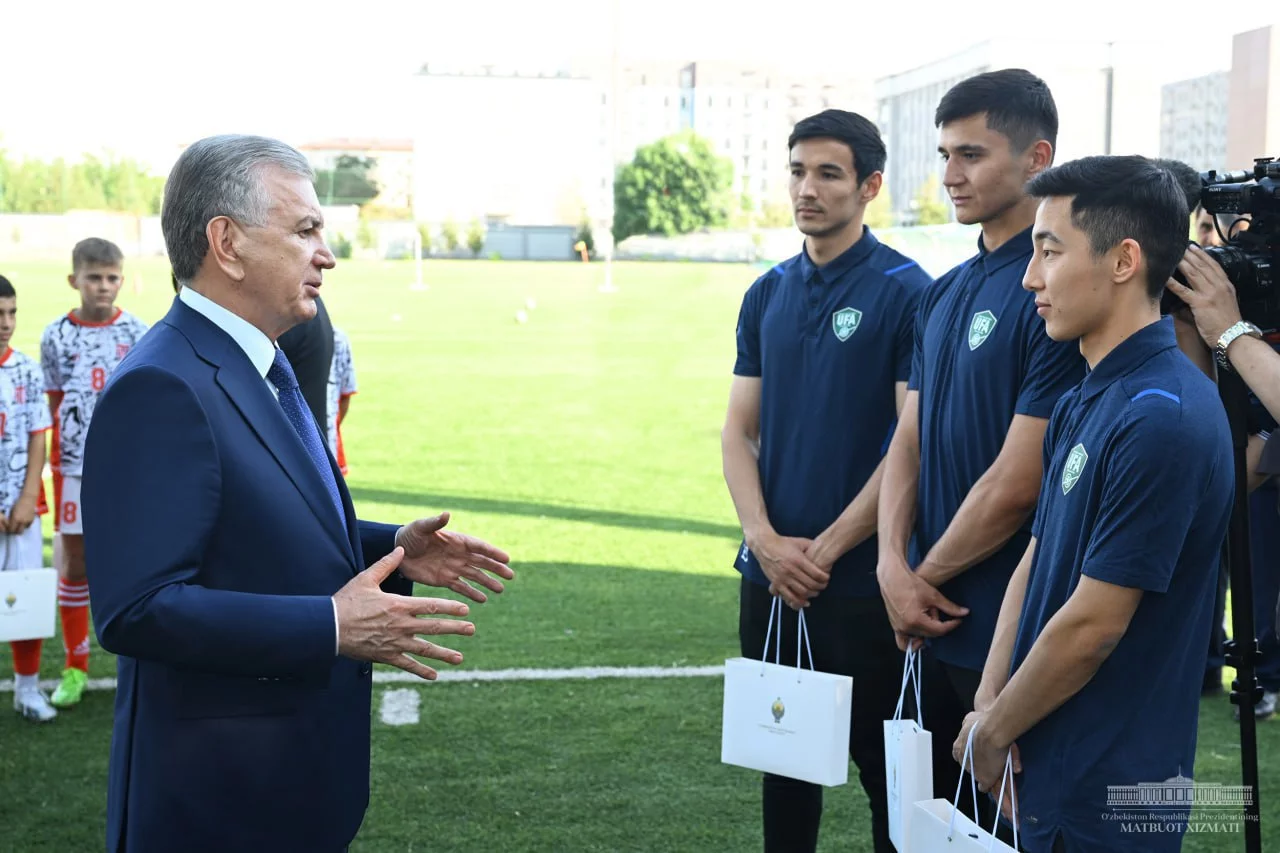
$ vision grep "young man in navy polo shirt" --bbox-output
[722,109,932,853]
[876,69,1086,825]
[959,156,1233,852]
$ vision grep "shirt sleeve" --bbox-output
[895,273,929,383]
[733,279,765,378]
[1015,307,1086,418]
[27,361,52,432]
[40,328,62,393]
[340,340,357,396]
[1081,404,1223,593]
[907,276,941,392]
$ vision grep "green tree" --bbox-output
[575,219,595,255]
[356,218,377,251]
[612,131,734,243]
[864,187,894,230]
[314,155,381,207]
[0,153,163,214]
[758,200,794,228]
[913,174,950,226]
[440,218,460,253]
[466,219,486,257]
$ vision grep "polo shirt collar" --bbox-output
[976,225,1034,275]
[798,226,880,285]
[1079,316,1178,402]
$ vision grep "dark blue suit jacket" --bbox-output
[83,299,412,853]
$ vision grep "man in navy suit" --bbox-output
[82,134,514,853]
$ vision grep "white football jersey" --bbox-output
[41,309,149,476]
[326,327,358,455]
[0,349,51,514]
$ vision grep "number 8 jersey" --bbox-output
[40,309,150,477]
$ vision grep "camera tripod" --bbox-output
[1219,368,1264,853]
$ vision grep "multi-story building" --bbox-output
[597,59,873,211]
[875,39,1169,224]
[675,61,872,207]
[1160,72,1229,172]
[1227,25,1280,172]
[409,59,875,227]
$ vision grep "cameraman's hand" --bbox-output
[1166,245,1243,349]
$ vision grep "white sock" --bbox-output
[15,673,38,693]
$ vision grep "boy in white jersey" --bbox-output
[40,238,149,707]
[327,326,358,476]
[0,275,56,721]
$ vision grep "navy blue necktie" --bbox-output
[267,347,346,525]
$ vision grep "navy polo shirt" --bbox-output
[733,227,932,598]
[908,227,1086,671]
[1010,317,1232,853]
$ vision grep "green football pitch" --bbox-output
[0,257,1274,851]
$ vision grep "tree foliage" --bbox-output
[612,132,734,243]
[314,155,381,207]
[913,174,950,226]
[864,187,894,230]
[0,151,164,214]
[466,219,486,257]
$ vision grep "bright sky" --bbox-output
[1,0,1276,171]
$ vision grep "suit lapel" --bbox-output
[167,300,357,567]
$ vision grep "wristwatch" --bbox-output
[1215,321,1263,371]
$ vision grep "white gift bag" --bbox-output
[885,646,933,852]
[909,723,1019,853]
[0,526,57,643]
[721,596,853,786]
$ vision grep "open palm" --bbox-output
[395,511,514,602]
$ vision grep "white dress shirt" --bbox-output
[179,286,342,654]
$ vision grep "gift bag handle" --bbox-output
[891,645,924,728]
[948,721,982,840]
[990,748,1020,851]
[949,722,1020,850]
[760,595,782,668]
[758,595,816,681]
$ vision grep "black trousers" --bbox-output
[918,654,1020,847]
[738,579,905,853]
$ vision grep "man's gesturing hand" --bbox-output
[395,511,514,603]
[333,546,475,680]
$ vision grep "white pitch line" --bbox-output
[0,665,724,694]
[379,688,421,726]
